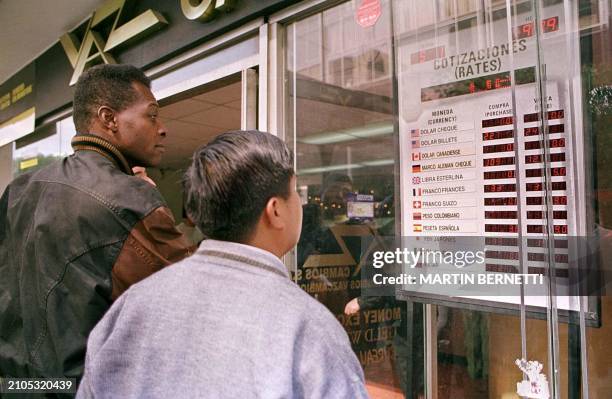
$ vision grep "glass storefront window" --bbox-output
[286,2,418,397]
[285,0,611,398]
[13,116,75,176]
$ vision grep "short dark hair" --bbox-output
[184,130,294,243]
[73,64,151,133]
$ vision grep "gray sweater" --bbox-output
[77,240,368,398]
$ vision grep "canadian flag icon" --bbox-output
[412,153,420,161]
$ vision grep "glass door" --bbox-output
[283,0,611,398]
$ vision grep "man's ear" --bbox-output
[264,196,284,230]
[97,106,118,133]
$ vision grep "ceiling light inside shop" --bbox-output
[298,158,394,175]
[298,121,394,145]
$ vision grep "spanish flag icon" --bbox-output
[413,224,423,232]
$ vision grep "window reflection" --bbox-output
[287,2,417,397]
[13,116,75,176]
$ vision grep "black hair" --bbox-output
[72,64,151,133]
[184,130,294,243]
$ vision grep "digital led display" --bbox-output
[486,250,520,260]
[527,211,566,219]
[484,170,516,179]
[485,224,519,233]
[524,138,565,150]
[485,210,519,219]
[514,16,560,39]
[525,167,566,178]
[482,116,514,128]
[523,109,565,123]
[485,197,518,206]
[484,143,515,153]
[484,156,515,166]
[485,184,517,193]
[483,130,514,141]
[525,153,565,163]
[524,124,565,136]
[525,196,567,205]
[485,237,519,246]
[526,225,568,234]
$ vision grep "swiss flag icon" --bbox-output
[413,201,422,209]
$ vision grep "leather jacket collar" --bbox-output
[71,134,133,175]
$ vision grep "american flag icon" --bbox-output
[410,129,420,138]
[411,140,420,148]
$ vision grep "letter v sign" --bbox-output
[60,0,167,86]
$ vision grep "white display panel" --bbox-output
[396,2,585,309]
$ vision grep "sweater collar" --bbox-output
[71,134,133,175]
[197,239,290,279]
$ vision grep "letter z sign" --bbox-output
[60,0,167,86]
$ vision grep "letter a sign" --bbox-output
[60,0,167,86]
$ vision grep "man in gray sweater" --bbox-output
[77,130,369,398]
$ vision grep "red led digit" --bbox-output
[552,167,566,176]
[547,109,564,120]
[551,138,563,148]
[544,17,558,33]
[527,225,544,233]
[553,196,567,205]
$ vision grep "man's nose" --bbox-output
[158,120,167,138]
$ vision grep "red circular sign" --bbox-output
[356,0,381,28]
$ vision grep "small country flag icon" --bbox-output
[412,152,421,161]
[412,188,422,196]
[413,200,422,208]
[412,164,421,173]
[412,176,421,184]
[413,212,422,220]
[413,224,423,232]
[410,128,420,138]
[411,140,420,148]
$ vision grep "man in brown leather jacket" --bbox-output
[0,64,194,383]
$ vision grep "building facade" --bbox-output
[0,0,611,398]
